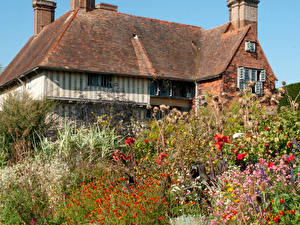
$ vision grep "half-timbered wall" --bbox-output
[43,71,150,105]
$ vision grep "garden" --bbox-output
[0,83,299,225]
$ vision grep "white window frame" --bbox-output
[237,66,266,95]
[245,41,256,53]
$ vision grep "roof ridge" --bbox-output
[109,10,203,29]
[40,10,79,65]
[203,22,231,33]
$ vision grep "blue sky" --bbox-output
[0,0,299,86]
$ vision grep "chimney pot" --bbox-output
[96,3,118,12]
[32,0,56,35]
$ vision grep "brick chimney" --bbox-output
[96,3,118,12]
[32,0,56,35]
[227,0,260,36]
[71,0,95,11]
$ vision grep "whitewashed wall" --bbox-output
[0,74,45,108]
[43,71,151,105]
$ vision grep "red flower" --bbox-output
[155,153,168,165]
[280,198,284,203]
[280,211,285,216]
[214,133,231,144]
[237,152,248,160]
[155,157,162,165]
[287,142,292,148]
[286,154,295,163]
[273,215,280,223]
[125,137,135,147]
[214,133,230,151]
[291,210,296,214]
[264,143,270,148]
[133,214,137,218]
[215,142,223,151]
[265,127,270,131]
[159,217,163,220]
[112,150,129,162]
[144,140,149,144]
[160,153,168,158]
[268,162,275,168]
[234,150,238,155]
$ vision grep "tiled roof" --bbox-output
[0,8,249,87]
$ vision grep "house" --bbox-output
[0,0,276,121]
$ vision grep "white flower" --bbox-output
[233,133,244,139]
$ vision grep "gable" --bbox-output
[223,26,277,94]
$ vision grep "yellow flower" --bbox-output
[227,187,233,192]
[234,199,240,203]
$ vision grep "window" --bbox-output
[245,41,256,53]
[88,74,112,88]
[101,75,112,88]
[237,67,266,95]
[88,74,99,86]
[150,80,194,98]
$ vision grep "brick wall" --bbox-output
[223,26,276,97]
[197,78,223,96]
[195,26,276,102]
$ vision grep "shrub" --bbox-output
[0,157,69,224]
[278,82,300,110]
[0,92,54,164]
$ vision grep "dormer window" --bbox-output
[245,41,256,53]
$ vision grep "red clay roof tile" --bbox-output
[0,8,249,86]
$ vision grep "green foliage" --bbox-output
[0,157,68,224]
[0,92,54,164]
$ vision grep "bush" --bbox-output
[278,82,300,110]
[0,92,54,164]
[0,157,69,224]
